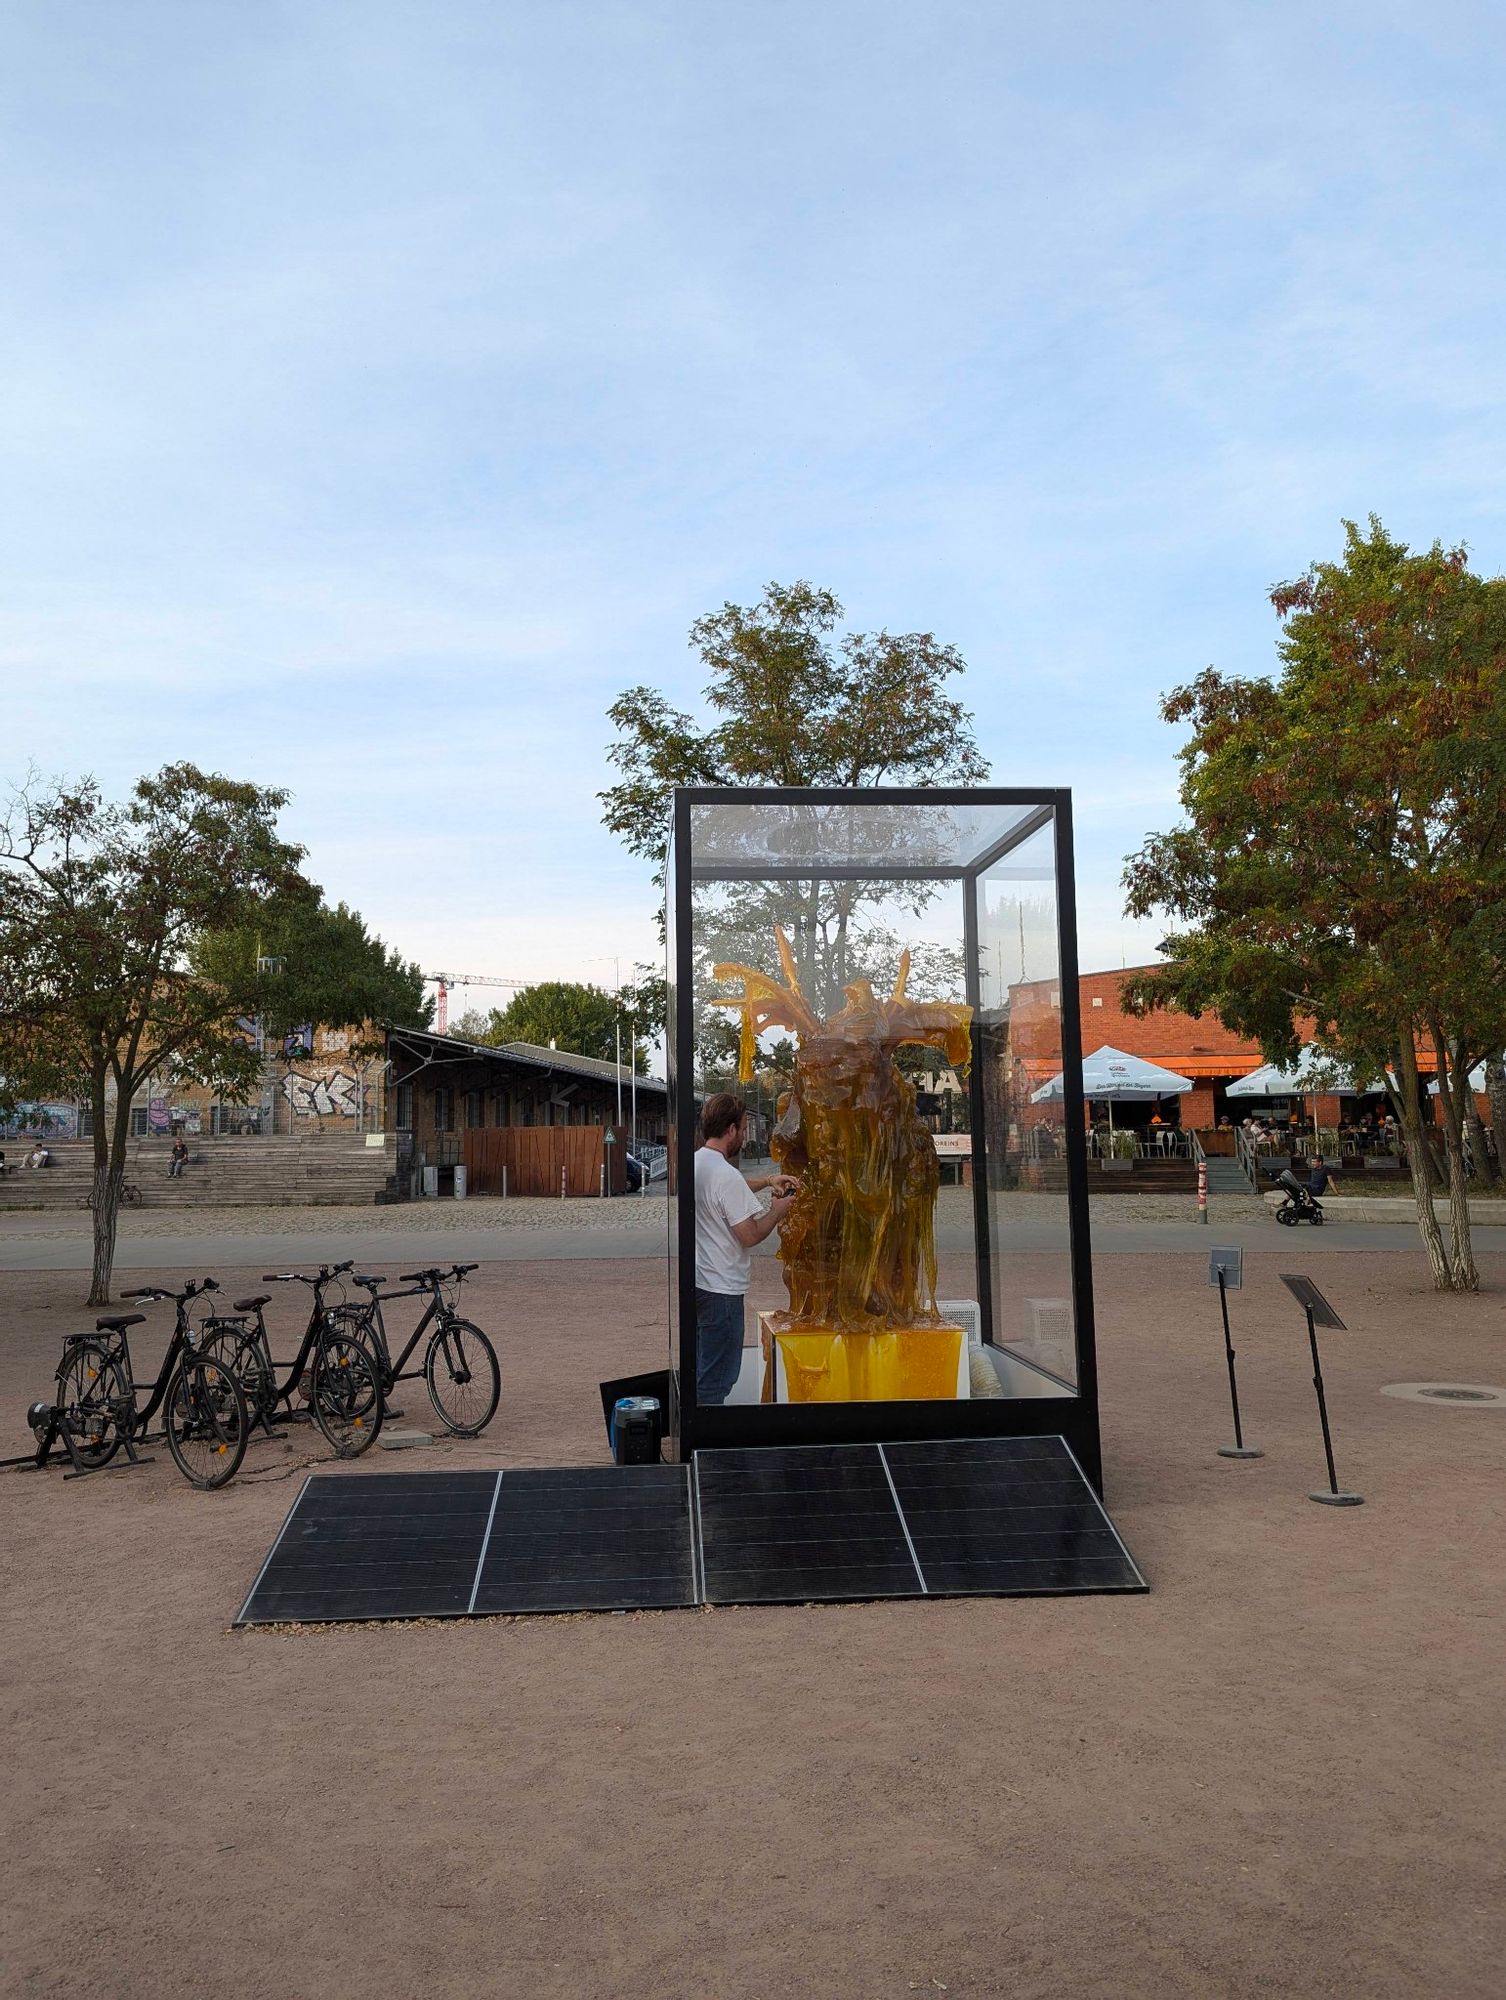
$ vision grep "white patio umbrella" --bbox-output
[1031,1045,1193,1136]
[1228,1048,1387,1135]
[1428,1063,1489,1097]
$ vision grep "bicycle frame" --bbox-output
[225,1265,364,1420]
[347,1284,446,1386]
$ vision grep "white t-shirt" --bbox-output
[694,1145,764,1295]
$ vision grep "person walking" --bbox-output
[693,1093,798,1407]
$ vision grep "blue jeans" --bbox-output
[695,1289,746,1406]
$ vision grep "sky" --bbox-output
[3,1,1504,1016]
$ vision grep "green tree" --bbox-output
[195,897,430,1050]
[0,764,311,1302]
[601,581,988,1081]
[1123,519,1506,1292]
[480,980,647,1072]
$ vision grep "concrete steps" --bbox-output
[0,1136,394,1210]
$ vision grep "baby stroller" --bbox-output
[1275,1167,1324,1226]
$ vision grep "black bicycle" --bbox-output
[333,1263,499,1436]
[26,1278,249,1490]
[81,1180,142,1211]
[200,1261,383,1458]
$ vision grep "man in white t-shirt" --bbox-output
[693,1092,798,1406]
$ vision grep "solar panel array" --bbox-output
[236,1436,1144,1626]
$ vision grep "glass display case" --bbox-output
[667,787,1101,1485]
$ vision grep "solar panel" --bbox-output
[236,1469,498,1626]
[694,1444,924,1604]
[237,1436,1146,1625]
[470,1466,697,1615]
[881,1437,1146,1597]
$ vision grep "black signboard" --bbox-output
[1278,1273,1345,1330]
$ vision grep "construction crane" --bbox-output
[425,971,528,1036]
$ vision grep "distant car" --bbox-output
[624,1153,644,1193]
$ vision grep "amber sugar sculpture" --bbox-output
[714,928,972,1336]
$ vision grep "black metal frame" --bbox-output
[668,786,1103,1489]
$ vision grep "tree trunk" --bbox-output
[1430,1038,1478,1292]
[1465,1098,1495,1184]
[87,1070,131,1308]
[1486,1059,1506,1181]
[1393,1044,1454,1290]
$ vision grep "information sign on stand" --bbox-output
[1208,1246,1243,1291]
[1278,1273,1361,1504]
[1209,1248,1258,1459]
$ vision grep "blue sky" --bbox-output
[4,1,1503,1004]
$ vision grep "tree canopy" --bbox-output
[0,764,311,1299]
[1123,518,1506,1291]
[600,581,987,1081]
[600,580,988,869]
[194,896,430,1049]
[475,980,646,1072]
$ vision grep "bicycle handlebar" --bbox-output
[262,1262,355,1286]
[398,1263,477,1284]
[122,1278,219,1304]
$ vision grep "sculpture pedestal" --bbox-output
[757,1314,966,1403]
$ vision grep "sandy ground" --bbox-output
[2,1248,1504,1999]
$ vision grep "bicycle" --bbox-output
[334,1263,499,1436]
[200,1261,383,1458]
[80,1181,142,1211]
[25,1277,248,1490]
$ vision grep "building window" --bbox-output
[463,1089,482,1129]
[130,1107,149,1137]
[395,1084,413,1132]
[433,1087,453,1134]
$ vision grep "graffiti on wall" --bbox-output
[283,1069,369,1120]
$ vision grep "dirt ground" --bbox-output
[2,1248,1504,1999]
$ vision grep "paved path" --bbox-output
[2,1187,1499,1271]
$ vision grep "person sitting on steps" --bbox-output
[167,1136,190,1179]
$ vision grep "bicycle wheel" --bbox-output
[201,1324,277,1426]
[425,1318,500,1436]
[310,1327,383,1458]
[164,1355,248,1490]
[56,1341,129,1469]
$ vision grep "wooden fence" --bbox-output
[463,1125,626,1198]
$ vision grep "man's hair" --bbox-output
[701,1093,746,1141]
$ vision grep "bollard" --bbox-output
[560,1166,566,1201]
[1197,1158,1208,1223]
[502,1165,508,1200]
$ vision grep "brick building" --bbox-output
[1012,966,1489,1132]
[385,1026,670,1196]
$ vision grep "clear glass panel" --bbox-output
[974,816,1078,1394]
[676,795,1078,1410]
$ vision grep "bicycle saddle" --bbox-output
[352,1274,383,1289]
[94,1313,145,1332]
[234,1294,271,1312]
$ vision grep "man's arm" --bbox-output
[730,1190,796,1249]
[746,1172,799,1195]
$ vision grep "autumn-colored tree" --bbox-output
[1124,519,1506,1291]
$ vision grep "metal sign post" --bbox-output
[1278,1273,1362,1506]
[1208,1249,1259,1459]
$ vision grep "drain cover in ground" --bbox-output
[1380,1382,1506,1406]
